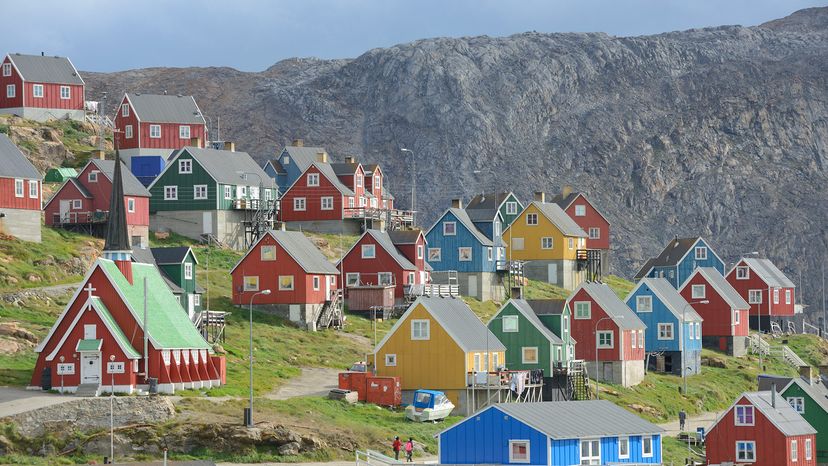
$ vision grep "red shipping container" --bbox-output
[338,371,368,401]
[366,376,401,407]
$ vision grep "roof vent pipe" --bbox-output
[771,383,777,408]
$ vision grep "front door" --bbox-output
[187,294,195,319]
[602,362,613,383]
[289,304,301,322]
[325,276,332,300]
[202,211,212,235]
[59,200,70,222]
[468,275,478,298]
[80,352,102,385]
[548,264,558,285]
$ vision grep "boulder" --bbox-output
[277,441,301,456]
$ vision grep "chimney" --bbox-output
[224,141,235,152]
[511,287,523,299]
[534,192,546,203]
[316,151,327,163]
[292,139,304,147]
[561,185,573,197]
[819,365,828,379]
[800,366,814,385]
[280,222,286,232]
[771,383,777,408]
[94,149,106,160]
[451,198,463,209]
[190,137,202,148]
[345,155,355,164]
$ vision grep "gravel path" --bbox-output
[265,367,343,400]
[0,386,77,417]
[658,410,724,436]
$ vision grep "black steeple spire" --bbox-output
[103,150,132,254]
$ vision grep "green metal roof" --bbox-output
[99,259,211,350]
[90,297,141,359]
[76,339,102,352]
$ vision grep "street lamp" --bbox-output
[59,355,65,394]
[109,354,115,463]
[400,148,415,225]
[246,289,271,428]
[594,315,623,400]
[682,300,708,395]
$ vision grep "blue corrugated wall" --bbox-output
[426,211,496,273]
[551,435,661,464]
[647,239,724,288]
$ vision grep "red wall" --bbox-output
[727,260,796,317]
[280,165,345,221]
[365,167,383,204]
[569,288,643,362]
[0,56,24,109]
[564,194,610,250]
[706,396,815,466]
[0,177,40,210]
[680,273,748,337]
[338,233,419,299]
[23,82,84,110]
[114,96,140,150]
[138,121,205,151]
[394,234,427,273]
[231,233,338,305]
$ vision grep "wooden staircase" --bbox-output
[567,360,592,400]
[317,290,344,330]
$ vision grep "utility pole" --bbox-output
[823,263,826,335]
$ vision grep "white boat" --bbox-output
[405,389,455,422]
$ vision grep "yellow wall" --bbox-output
[465,350,506,372]
[502,203,585,261]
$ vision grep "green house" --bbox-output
[466,192,524,227]
[44,167,78,183]
[488,299,574,375]
[148,147,277,250]
[132,246,204,319]
[778,375,828,464]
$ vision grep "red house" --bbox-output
[568,282,646,387]
[337,229,430,307]
[680,267,750,357]
[43,157,150,247]
[0,53,85,122]
[552,191,611,274]
[727,258,796,329]
[364,164,393,210]
[706,391,816,466]
[0,133,41,242]
[230,229,342,330]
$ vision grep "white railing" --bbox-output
[748,334,770,357]
[803,321,821,336]
[356,449,403,466]
[782,346,808,368]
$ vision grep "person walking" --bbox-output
[405,437,414,462]
[392,436,402,461]
[679,409,687,432]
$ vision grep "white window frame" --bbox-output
[164,185,178,200]
[88,171,98,183]
[417,245,424,260]
[5,84,14,98]
[224,185,232,199]
[658,323,674,340]
[346,273,360,287]
[735,405,755,426]
[178,159,192,174]
[443,221,456,236]
[307,173,320,187]
[384,354,397,367]
[691,284,706,299]
[736,441,756,462]
[293,197,306,211]
[502,315,519,333]
[125,124,133,139]
[736,266,749,280]
[526,213,538,225]
[27,180,38,198]
[788,397,805,413]
[574,204,586,216]
[521,347,539,364]
[512,237,525,251]
[121,103,129,117]
[127,197,135,213]
[179,125,191,139]
[260,245,276,261]
[13,179,23,197]
[362,244,376,259]
[638,329,644,348]
[278,275,295,291]
[243,276,259,292]
[636,295,653,313]
[2,63,11,77]
[71,199,82,209]
[458,247,472,262]
[786,289,792,305]
[689,322,695,340]
[411,319,430,340]
[184,262,193,280]
[149,124,161,139]
[806,438,812,461]
[574,301,591,319]
[792,439,798,462]
[597,331,614,349]
[631,330,637,348]
[194,184,208,200]
[59,86,70,100]
[588,227,600,239]
[695,322,701,340]
[748,289,763,304]
[313,275,320,291]
[580,439,600,465]
[193,294,201,306]
[378,272,393,286]
[695,246,707,260]
[734,309,741,325]
[506,201,518,215]
[541,237,553,249]
[321,196,334,210]
[618,436,630,460]
[32,84,43,98]
[773,288,780,304]
[487,247,493,261]
[642,436,653,458]
[508,440,530,464]
[428,248,441,262]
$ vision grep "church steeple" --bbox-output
[103,150,133,283]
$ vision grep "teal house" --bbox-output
[760,372,828,464]
[466,192,524,227]
[132,246,204,319]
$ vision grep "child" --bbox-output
[405,438,414,462]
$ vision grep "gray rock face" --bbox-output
[85,7,828,303]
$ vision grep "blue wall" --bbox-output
[646,238,724,288]
[273,149,304,194]
[426,211,497,273]
[439,406,548,465]
[551,435,661,465]
[131,155,166,187]
[263,162,288,194]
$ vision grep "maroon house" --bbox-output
[0,134,41,241]
[727,257,796,329]
[552,191,611,274]
[0,53,85,122]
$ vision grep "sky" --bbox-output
[2,0,825,72]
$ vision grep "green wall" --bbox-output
[498,193,524,227]
[782,383,828,463]
[489,302,562,374]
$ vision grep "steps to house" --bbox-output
[74,383,100,397]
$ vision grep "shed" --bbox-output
[45,167,78,183]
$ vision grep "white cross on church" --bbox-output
[83,283,96,299]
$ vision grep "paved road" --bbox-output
[658,410,724,436]
[266,367,342,400]
[0,386,77,417]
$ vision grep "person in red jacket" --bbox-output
[392,436,402,460]
[405,438,414,462]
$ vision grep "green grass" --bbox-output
[44,119,105,168]
[779,334,828,367]
[302,231,361,261]
[523,275,634,300]
[662,436,703,466]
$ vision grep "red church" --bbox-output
[680,267,750,357]
[727,257,796,329]
[31,153,222,395]
[0,53,85,122]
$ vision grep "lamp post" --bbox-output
[594,315,622,400]
[400,148,415,225]
[246,289,271,428]
[109,354,115,463]
[682,300,708,395]
[59,355,65,394]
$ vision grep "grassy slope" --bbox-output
[781,334,828,367]
[0,116,107,168]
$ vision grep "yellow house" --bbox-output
[502,193,588,289]
[369,296,505,409]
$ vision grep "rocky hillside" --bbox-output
[82,8,828,303]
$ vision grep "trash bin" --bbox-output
[149,377,158,394]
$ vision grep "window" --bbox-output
[378,272,393,286]
[792,439,798,462]
[164,186,178,200]
[411,319,430,340]
[150,124,161,138]
[417,245,424,260]
[313,276,320,290]
[736,441,755,462]
[60,86,70,99]
[194,185,208,199]
[13,179,23,197]
[428,248,441,262]
[362,244,376,259]
[224,185,232,199]
[695,322,701,339]
[502,315,519,333]
[56,363,75,375]
[282,155,290,165]
[307,173,320,186]
[260,245,276,261]
[293,197,306,211]
[574,301,591,319]
[320,196,334,210]
[278,275,294,291]
[541,237,553,249]
[384,354,396,367]
[786,289,792,305]
[127,197,135,212]
[631,330,637,348]
[408,272,415,284]
[526,213,538,225]
[658,323,674,340]
[580,439,600,465]
[689,322,695,339]
[494,220,501,238]
[356,174,363,188]
[179,125,190,139]
[193,294,201,306]
[2,63,10,76]
[107,361,125,374]
[773,288,780,304]
[72,199,82,209]
[88,171,98,182]
[519,347,538,364]
[33,84,43,98]
[509,440,530,464]
[748,289,763,304]
[346,273,360,287]
[588,227,600,239]
[695,246,707,260]
[5,84,14,98]
[735,405,754,426]
[512,237,525,250]
[179,159,192,174]
[734,309,741,325]
[184,262,193,280]
[618,437,629,459]
[487,247,493,261]
[28,180,38,198]
[575,204,586,216]
[638,329,644,348]
[443,221,456,236]
[458,247,472,262]
[806,439,812,461]
[788,397,805,413]
[121,103,129,117]
[636,295,653,312]
[597,331,613,348]
[238,186,248,198]
[125,125,133,139]
[265,189,272,202]
[642,436,653,458]
[374,175,381,189]
[243,276,259,291]
[506,201,518,215]
[736,266,749,279]
[691,284,706,299]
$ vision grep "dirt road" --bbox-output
[0,386,77,417]
[658,410,724,436]
[265,367,342,400]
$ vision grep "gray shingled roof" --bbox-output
[577,282,646,330]
[150,247,196,265]
[492,401,663,439]
[549,192,580,210]
[89,159,150,197]
[126,93,205,124]
[417,297,505,352]
[314,163,355,196]
[533,201,588,237]
[505,300,564,345]
[739,392,816,436]
[366,230,416,270]
[388,230,423,245]
[269,230,339,274]
[526,299,567,315]
[330,162,359,176]
[742,258,796,288]
[691,268,750,310]
[446,208,493,246]
[178,147,273,187]
[281,146,329,173]
[466,192,512,211]
[7,53,83,85]
[636,278,702,322]
[633,258,657,281]
[466,207,499,223]
[0,134,40,179]
[635,237,703,280]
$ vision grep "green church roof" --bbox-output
[76,339,102,352]
[90,297,141,359]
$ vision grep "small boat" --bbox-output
[405,389,455,422]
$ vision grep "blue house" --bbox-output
[438,401,663,466]
[425,202,505,301]
[634,236,724,289]
[626,278,703,376]
[263,141,330,195]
